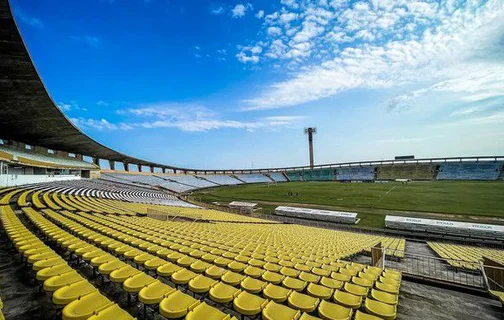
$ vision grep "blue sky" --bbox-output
[12,0,504,170]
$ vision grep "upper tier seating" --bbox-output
[301,168,335,181]
[235,174,271,183]
[436,162,502,180]
[159,175,218,189]
[268,172,288,182]
[377,164,436,180]
[201,175,243,185]
[336,167,376,181]
[285,172,303,181]
[0,146,96,169]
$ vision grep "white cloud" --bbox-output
[232,3,252,18]
[267,26,282,36]
[14,8,43,28]
[211,6,224,15]
[241,0,504,110]
[281,0,299,9]
[255,10,265,19]
[73,103,303,132]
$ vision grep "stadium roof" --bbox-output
[0,0,177,170]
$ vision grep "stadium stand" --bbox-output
[377,164,436,180]
[198,174,243,186]
[268,172,288,182]
[301,168,335,181]
[235,173,271,183]
[385,216,504,241]
[436,162,503,180]
[336,167,376,181]
[0,182,404,320]
[285,171,304,181]
[0,146,96,169]
[162,174,219,189]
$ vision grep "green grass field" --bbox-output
[191,181,504,228]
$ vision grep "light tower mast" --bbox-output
[304,127,317,169]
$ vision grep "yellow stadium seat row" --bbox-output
[40,207,401,319]
[21,206,237,320]
[428,242,504,270]
[0,205,133,320]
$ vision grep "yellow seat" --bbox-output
[144,257,168,270]
[177,255,197,267]
[205,265,228,279]
[264,263,282,272]
[370,289,398,305]
[364,299,397,320]
[333,290,362,309]
[139,280,175,305]
[281,267,300,278]
[283,276,307,292]
[90,254,116,267]
[188,275,218,294]
[109,265,141,283]
[32,257,67,271]
[52,280,97,305]
[263,283,292,303]
[339,268,357,277]
[375,282,399,295]
[343,282,368,297]
[240,276,267,294]
[307,283,333,300]
[159,290,200,319]
[320,277,343,290]
[317,300,353,320]
[228,261,247,272]
[86,304,134,320]
[62,292,113,320]
[262,301,301,320]
[186,302,231,320]
[312,267,331,277]
[288,291,319,312]
[233,291,268,316]
[379,276,400,288]
[171,268,198,285]
[209,282,241,304]
[156,262,182,277]
[351,276,373,288]
[330,272,350,282]
[262,271,284,284]
[123,272,156,293]
[221,271,246,286]
[44,271,85,292]
[244,265,265,278]
[299,271,320,283]
[36,264,74,281]
[28,251,60,264]
[82,250,107,262]
[98,260,127,275]
[190,260,211,273]
[354,310,383,320]
[300,313,322,319]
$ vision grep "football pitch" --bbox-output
[191,181,504,228]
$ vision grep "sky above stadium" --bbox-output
[11,0,504,169]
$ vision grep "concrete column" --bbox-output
[138,164,142,172]
[123,162,129,172]
[162,168,166,174]
[75,154,83,161]
[92,157,100,167]
[108,160,115,171]
[150,166,154,173]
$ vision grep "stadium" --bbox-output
[0,0,503,320]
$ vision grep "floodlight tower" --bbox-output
[304,127,317,169]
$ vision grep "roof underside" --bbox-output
[0,0,173,169]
